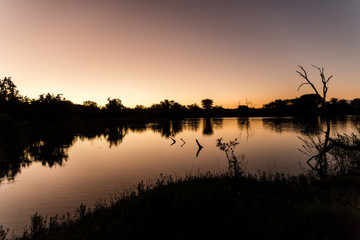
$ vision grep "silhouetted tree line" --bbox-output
[0,77,359,119]
[262,94,360,116]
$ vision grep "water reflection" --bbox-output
[106,126,127,147]
[1,116,360,234]
[202,118,213,136]
[185,118,200,131]
[0,119,203,183]
[300,117,360,176]
[0,122,76,181]
[237,117,252,140]
[262,117,323,135]
[1,117,359,183]
[212,118,223,128]
[149,120,185,138]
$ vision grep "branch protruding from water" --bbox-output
[195,139,203,157]
[196,139,203,149]
[170,137,176,146]
[180,138,185,147]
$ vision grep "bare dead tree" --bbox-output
[297,66,360,176]
[296,65,333,109]
[296,65,333,175]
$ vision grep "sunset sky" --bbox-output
[1,0,359,108]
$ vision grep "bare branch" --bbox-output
[297,82,309,91]
[326,75,333,83]
[311,64,321,72]
[296,70,306,79]
[296,65,321,98]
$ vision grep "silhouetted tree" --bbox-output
[83,101,98,108]
[292,94,322,114]
[237,105,250,114]
[30,93,74,118]
[297,65,332,109]
[0,77,28,116]
[0,77,20,101]
[135,105,146,110]
[187,103,201,111]
[150,99,186,118]
[105,98,125,116]
[296,65,334,176]
[76,101,101,118]
[351,98,360,112]
[263,99,292,115]
[201,99,213,110]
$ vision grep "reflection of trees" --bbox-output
[185,118,200,131]
[300,125,360,176]
[128,123,148,134]
[0,118,222,183]
[105,126,127,147]
[202,118,213,136]
[27,140,72,167]
[212,118,223,128]
[0,122,76,182]
[237,117,252,140]
[149,120,184,138]
[262,117,322,135]
[0,139,30,181]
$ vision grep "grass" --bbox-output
[5,172,360,240]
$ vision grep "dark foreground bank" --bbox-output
[4,173,360,240]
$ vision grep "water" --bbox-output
[0,116,359,234]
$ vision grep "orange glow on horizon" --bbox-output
[1,1,359,107]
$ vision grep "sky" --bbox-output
[0,0,359,108]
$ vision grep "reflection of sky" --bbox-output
[0,117,359,234]
[1,0,360,108]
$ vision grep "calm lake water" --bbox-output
[0,116,359,234]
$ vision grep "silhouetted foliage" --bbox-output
[149,99,187,118]
[216,138,246,177]
[105,98,125,116]
[83,100,98,108]
[29,93,75,118]
[0,77,20,101]
[0,76,358,120]
[237,105,251,116]
[201,98,213,110]
[10,173,360,240]
[351,98,360,112]
[0,77,28,116]
[262,94,324,116]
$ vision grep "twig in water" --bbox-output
[180,138,185,147]
[170,137,176,146]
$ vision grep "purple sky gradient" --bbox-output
[1,0,359,107]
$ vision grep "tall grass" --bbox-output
[3,172,359,240]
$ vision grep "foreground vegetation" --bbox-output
[2,173,359,240]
